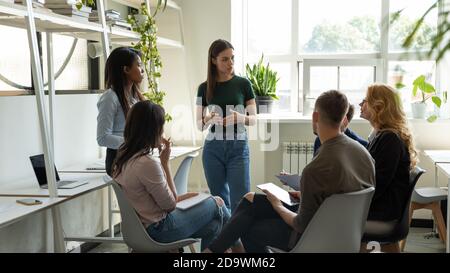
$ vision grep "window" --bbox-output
[247,0,292,60]
[0,26,31,90]
[0,26,89,92]
[239,0,442,115]
[299,0,381,54]
[42,35,89,90]
[388,61,436,114]
[301,59,381,114]
[389,0,437,52]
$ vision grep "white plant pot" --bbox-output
[411,102,427,119]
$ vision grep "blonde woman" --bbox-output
[359,83,418,223]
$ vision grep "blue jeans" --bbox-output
[146,197,230,251]
[202,139,250,212]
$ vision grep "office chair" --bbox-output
[111,180,199,253]
[266,187,375,253]
[362,166,426,253]
[400,186,447,251]
[174,152,199,194]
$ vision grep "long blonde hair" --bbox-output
[366,83,418,168]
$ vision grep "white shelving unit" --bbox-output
[0,0,185,252]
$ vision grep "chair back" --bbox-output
[174,153,198,194]
[289,187,375,253]
[390,166,426,241]
[111,180,198,252]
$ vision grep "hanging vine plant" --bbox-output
[76,0,96,10]
[128,2,171,121]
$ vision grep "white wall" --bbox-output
[0,95,111,252]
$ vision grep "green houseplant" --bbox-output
[128,3,171,121]
[400,0,449,63]
[410,75,441,122]
[245,54,279,114]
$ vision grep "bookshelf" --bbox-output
[0,0,184,252]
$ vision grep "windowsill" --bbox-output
[256,113,450,124]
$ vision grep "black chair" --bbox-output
[361,166,426,253]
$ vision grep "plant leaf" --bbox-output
[421,82,436,93]
[432,96,442,107]
[395,83,405,89]
[427,115,437,122]
[413,85,418,97]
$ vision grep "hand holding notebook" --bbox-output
[257,183,299,206]
[275,173,301,191]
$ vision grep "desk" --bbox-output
[423,150,450,187]
[0,146,202,250]
[0,173,108,198]
[59,146,202,173]
[0,196,66,229]
[436,163,450,253]
[0,173,122,246]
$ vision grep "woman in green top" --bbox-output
[196,39,257,212]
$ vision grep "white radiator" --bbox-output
[282,142,315,174]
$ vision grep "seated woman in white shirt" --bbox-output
[113,100,231,251]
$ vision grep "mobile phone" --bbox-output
[16,198,42,206]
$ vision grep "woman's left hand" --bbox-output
[262,189,283,209]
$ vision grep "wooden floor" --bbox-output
[86,227,446,253]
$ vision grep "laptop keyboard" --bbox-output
[58,180,76,186]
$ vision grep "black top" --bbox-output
[197,75,255,134]
[313,128,369,156]
[367,130,411,221]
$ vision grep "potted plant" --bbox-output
[391,65,406,90]
[76,0,95,10]
[128,3,171,121]
[245,54,279,114]
[410,74,441,122]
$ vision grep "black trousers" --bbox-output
[105,148,117,176]
[208,194,298,253]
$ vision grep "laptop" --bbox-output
[29,154,89,189]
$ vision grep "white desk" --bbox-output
[0,173,109,198]
[0,146,202,249]
[59,146,202,174]
[423,150,450,187]
[436,163,450,253]
[0,196,66,229]
[0,173,122,246]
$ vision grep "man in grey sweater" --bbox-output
[205,90,376,253]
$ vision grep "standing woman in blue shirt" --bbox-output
[196,39,257,212]
[97,47,145,176]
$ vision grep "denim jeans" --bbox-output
[146,197,231,251]
[202,138,250,212]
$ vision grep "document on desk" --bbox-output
[275,174,301,191]
[257,183,299,206]
[86,160,105,170]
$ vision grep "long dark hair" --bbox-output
[206,39,234,102]
[112,101,166,177]
[105,47,145,117]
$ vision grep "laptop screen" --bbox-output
[29,154,61,186]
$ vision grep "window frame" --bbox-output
[240,0,442,115]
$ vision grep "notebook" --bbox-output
[275,174,301,191]
[176,192,211,210]
[257,182,299,206]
